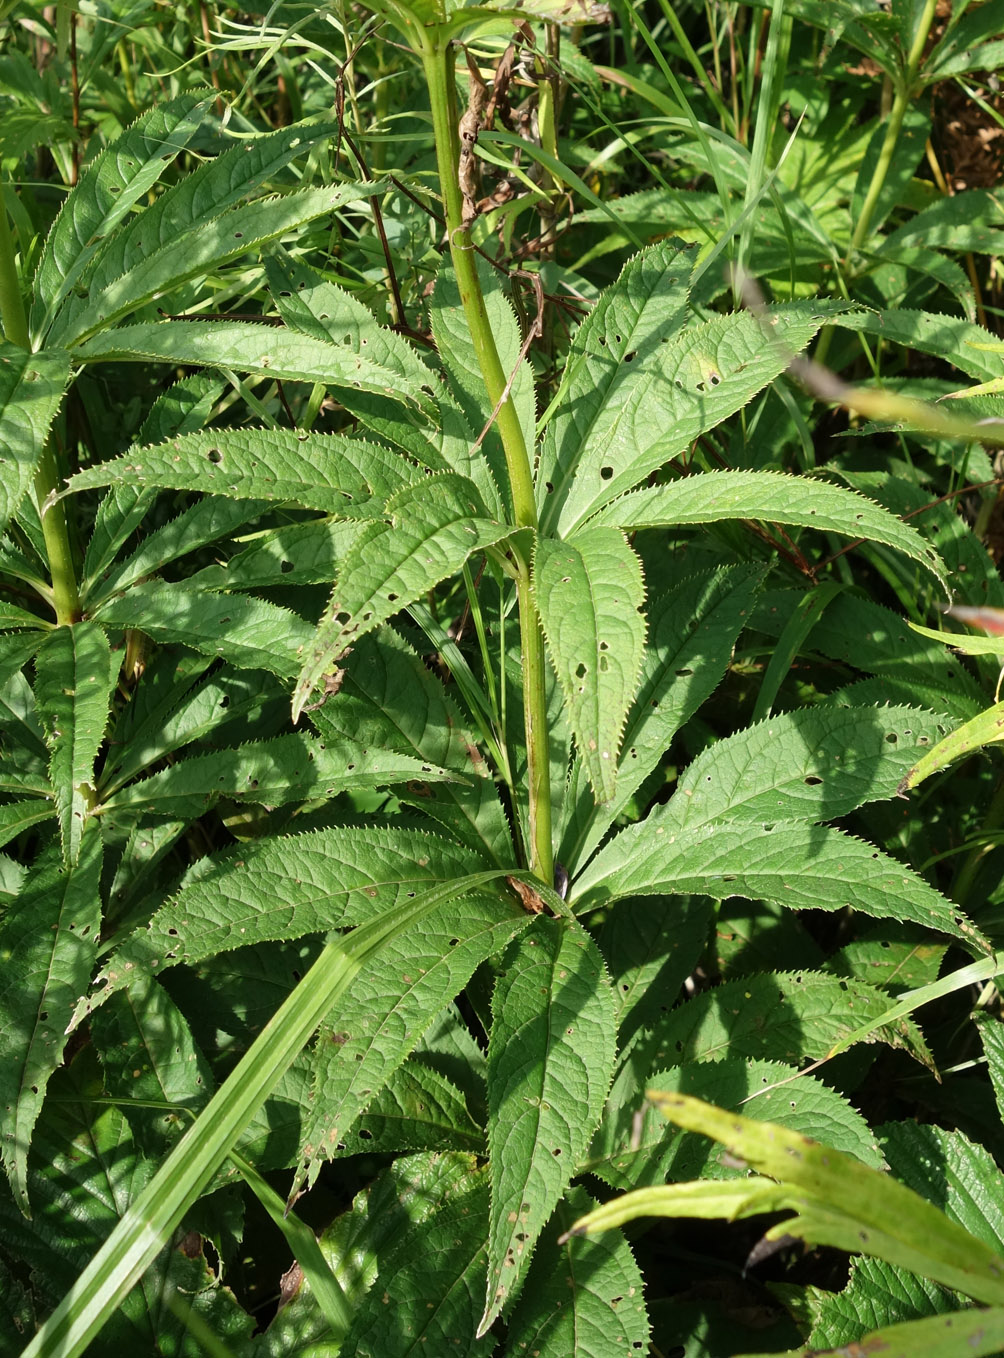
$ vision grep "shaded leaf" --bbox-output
[0,342,70,536]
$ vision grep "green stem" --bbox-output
[847,0,937,260]
[419,33,552,884]
[0,187,81,623]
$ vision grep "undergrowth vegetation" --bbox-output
[3,0,1004,1354]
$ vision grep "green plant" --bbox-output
[4,1,1004,1355]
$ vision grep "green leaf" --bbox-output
[430,253,532,517]
[61,426,419,517]
[331,1061,484,1158]
[574,816,986,953]
[0,342,71,536]
[899,700,1004,793]
[666,704,952,827]
[803,1301,1004,1358]
[71,826,484,1023]
[925,0,1004,80]
[0,798,53,851]
[300,890,529,1190]
[341,1173,494,1358]
[597,896,713,1042]
[833,309,1004,386]
[548,302,842,535]
[89,970,214,1157]
[627,971,933,1074]
[33,622,114,865]
[537,238,695,529]
[534,528,645,804]
[93,583,315,677]
[883,1121,1004,1257]
[480,917,617,1336]
[87,495,271,605]
[266,251,438,412]
[589,1056,884,1194]
[307,627,513,863]
[189,518,363,591]
[588,470,948,592]
[30,91,216,342]
[55,184,389,348]
[0,828,103,1214]
[99,730,462,819]
[851,106,929,245]
[293,473,511,720]
[503,1185,649,1357]
[807,1255,960,1352]
[561,565,763,872]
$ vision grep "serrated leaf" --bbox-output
[341,1173,493,1358]
[61,426,418,518]
[100,730,462,818]
[574,816,986,953]
[550,303,842,535]
[54,184,388,347]
[430,253,534,517]
[30,91,215,342]
[833,309,1004,386]
[0,342,71,536]
[332,1061,483,1158]
[534,528,645,804]
[308,627,512,863]
[562,564,763,872]
[300,891,529,1190]
[0,798,53,850]
[266,251,437,412]
[293,473,511,720]
[94,583,315,677]
[89,494,270,605]
[899,700,1004,793]
[825,922,947,992]
[882,1122,1004,1257]
[481,917,616,1336]
[503,1184,649,1357]
[0,828,102,1214]
[33,622,114,865]
[189,518,363,591]
[89,969,214,1157]
[73,313,432,399]
[807,1255,960,1351]
[589,1054,883,1194]
[538,238,695,528]
[588,470,947,592]
[598,896,713,1041]
[668,704,952,827]
[72,826,484,1024]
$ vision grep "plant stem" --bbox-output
[847,0,938,260]
[0,188,81,623]
[420,33,552,884]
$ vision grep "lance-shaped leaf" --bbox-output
[100,730,462,819]
[341,1173,493,1358]
[900,700,1004,793]
[534,528,645,804]
[60,427,417,518]
[551,302,846,535]
[0,798,53,851]
[504,1184,648,1357]
[626,971,934,1076]
[666,703,953,828]
[293,473,511,720]
[480,917,616,1336]
[0,342,71,536]
[94,583,315,677]
[54,184,388,348]
[297,890,530,1194]
[30,91,216,342]
[568,1093,1004,1309]
[33,623,114,865]
[574,818,987,954]
[331,1061,483,1159]
[537,238,695,530]
[0,828,102,1214]
[589,469,947,592]
[561,564,763,873]
[266,252,438,415]
[70,826,483,1026]
[73,313,433,401]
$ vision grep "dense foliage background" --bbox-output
[4,0,1004,1354]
